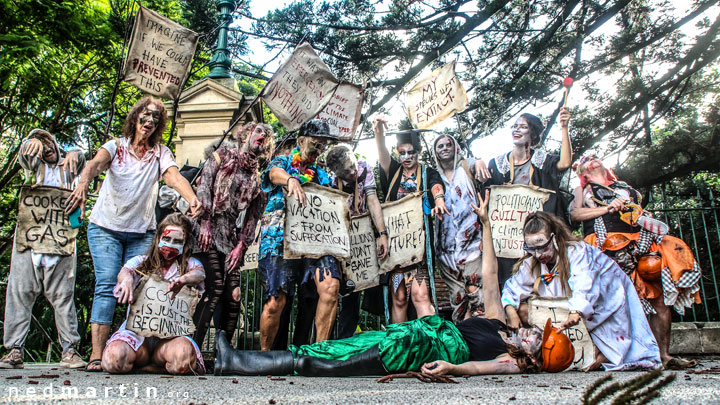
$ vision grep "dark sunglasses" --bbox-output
[523,234,555,254]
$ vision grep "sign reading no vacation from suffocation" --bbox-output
[126,276,199,339]
[343,214,380,291]
[123,5,199,100]
[488,184,551,258]
[283,183,351,260]
[314,83,364,141]
[262,42,340,132]
[15,186,78,256]
[380,194,425,273]
[407,62,468,129]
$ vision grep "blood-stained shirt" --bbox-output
[89,137,177,233]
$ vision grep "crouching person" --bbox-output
[102,214,206,375]
[1,129,86,369]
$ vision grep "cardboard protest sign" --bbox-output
[342,214,380,291]
[407,62,468,129]
[126,275,199,338]
[15,186,79,255]
[262,42,339,131]
[380,194,425,273]
[488,184,551,258]
[528,296,595,370]
[314,83,364,141]
[240,223,261,271]
[283,183,351,260]
[123,5,199,100]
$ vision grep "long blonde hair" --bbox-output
[136,213,194,277]
[512,211,581,295]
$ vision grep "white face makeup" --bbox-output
[435,136,455,162]
[397,143,418,170]
[158,225,185,261]
[523,232,556,264]
[247,125,269,155]
[511,116,533,147]
[136,105,161,138]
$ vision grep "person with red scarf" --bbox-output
[570,155,701,369]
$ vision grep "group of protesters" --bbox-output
[0,95,702,377]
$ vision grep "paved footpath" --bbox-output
[0,359,718,404]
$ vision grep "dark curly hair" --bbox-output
[122,96,167,147]
[519,113,545,147]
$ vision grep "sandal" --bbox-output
[664,357,697,370]
[84,359,103,372]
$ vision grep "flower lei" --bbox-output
[288,147,316,183]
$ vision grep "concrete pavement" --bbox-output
[0,359,718,404]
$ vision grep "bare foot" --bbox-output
[583,346,609,372]
[664,357,697,370]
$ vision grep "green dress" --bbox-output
[289,315,469,373]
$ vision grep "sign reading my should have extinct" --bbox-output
[126,276,199,339]
[380,194,425,273]
[488,184,551,258]
[123,5,199,100]
[16,186,79,256]
[283,183,351,260]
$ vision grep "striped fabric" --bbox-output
[661,261,702,315]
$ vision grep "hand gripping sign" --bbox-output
[283,183,351,260]
[126,275,199,339]
[16,186,79,256]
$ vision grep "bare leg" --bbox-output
[260,294,286,351]
[88,323,111,370]
[390,280,408,324]
[153,337,197,375]
[314,267,339,342]
[101,340,149,374]
[410,278,435,318]
[648,296,673,364]
[583,344,609,372]
[463,285,479,321]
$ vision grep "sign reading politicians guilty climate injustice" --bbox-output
[379,194,425,273]
[342,214,380,291]
[283,183,351,260]
[262,42,340,132]
[126,275,199,339]
[488,184,551,258]
[123,5,199,100]
[15,186,79,256]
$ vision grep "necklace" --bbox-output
[288,147,316,183]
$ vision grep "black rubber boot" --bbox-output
[295,345,387,377]
[214,330,295,376]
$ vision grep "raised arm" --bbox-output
[556,107,572,171]
[373,117,391,177]
[65,148,113,218]
[471,190,505,323]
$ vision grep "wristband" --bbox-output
[379,230,388,237]
[434,193,445,200]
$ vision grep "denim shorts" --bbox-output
[88,223,155,325]
[259,255,340,301]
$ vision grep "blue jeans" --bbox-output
[88,223,155,325]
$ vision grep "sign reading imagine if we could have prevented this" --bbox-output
[283,183,351,260]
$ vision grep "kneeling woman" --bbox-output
[102,214,206,374]
[214,192,574,377]
[500,211,661,371]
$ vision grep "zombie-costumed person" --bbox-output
[212,191,575,377]
[257,119,340,350]
[102,214,206,375]
[570,155,701,369]
[480,108,573,289]
[191,122,273,347]
[0,129,86,369]
[65,96,202,372]
[373,117,445,323]
[325,146,389,338]
[501,211,662,371]
[431,134,485,323]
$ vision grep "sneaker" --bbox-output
[0,348,24,369]
[59,348,87,369]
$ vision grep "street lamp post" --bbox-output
[207,0,236,79]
